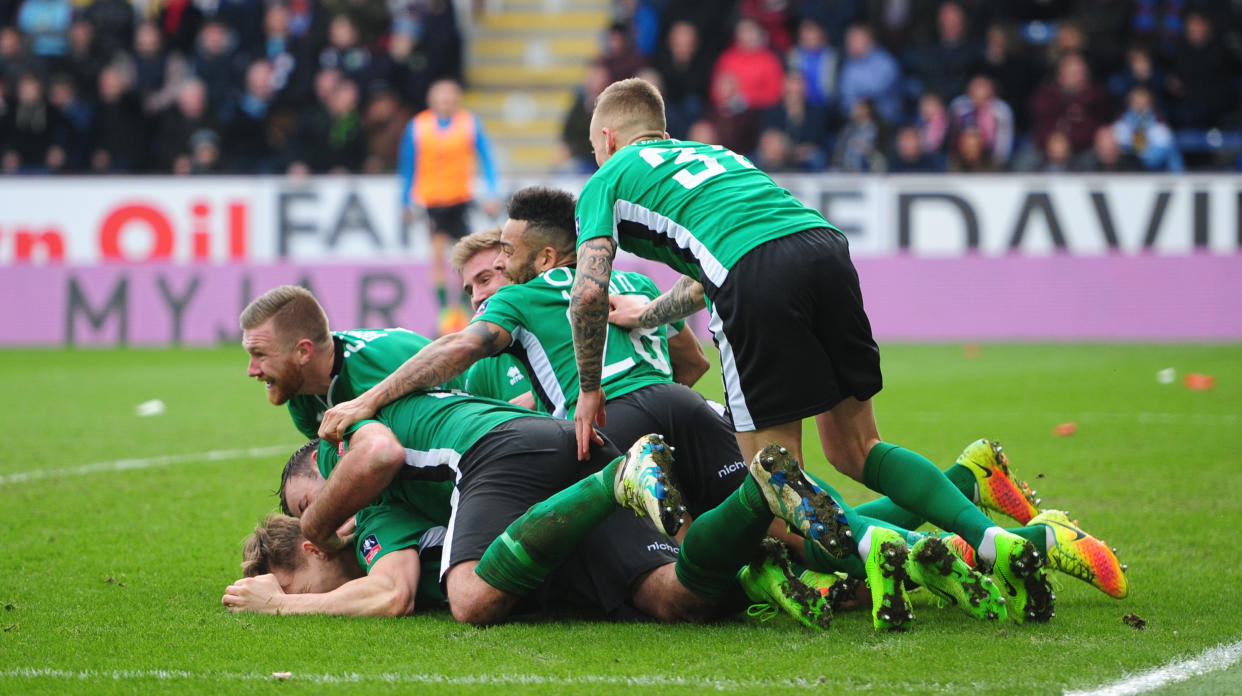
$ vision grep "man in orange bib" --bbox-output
[398,79,500,334]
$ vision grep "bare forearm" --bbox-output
[302,426,404,546]
[667,328,709,387]
[636,276,705,329]
[358,325,505,410]
[273,575,412,617]
[570,239,616,392]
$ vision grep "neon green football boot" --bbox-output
[863,528,914,631]
[988,530,1055,623]
[739,538,833,631]
[956,439,1042,524]
[906,536,1008,622]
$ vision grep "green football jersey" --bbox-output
[316,436,451,607]
[472,268,680,418]
[287,328,466,439]
[575,139,832,289]
[464,354,538,408]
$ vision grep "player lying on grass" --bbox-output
[223,419,1123,628]
[228,384,830,625]
[563,78,1065,621]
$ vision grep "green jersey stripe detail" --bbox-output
[511,326,568,417]
[400,447,462,483]
[614,198,729,287]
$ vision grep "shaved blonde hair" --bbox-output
[593,77,666,139]
[239,285,331,350]
[450,227,502,273]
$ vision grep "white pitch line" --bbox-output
[912,411,1240,426]
[0,445,296,486]
[1064,639,1242,696]
[0,668,827,690]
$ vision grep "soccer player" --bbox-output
[250,387,836,626]
[398,78,501,335]
[567,77,1053,622]
[449,227,538,408]
[240,286,466,438]
[317,187,745,530]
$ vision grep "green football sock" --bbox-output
[862,442,995,550]
[854,463,977,530]
[1011,524,1049,556]
[435,284,448,308]
[475,457,622,596]
[675,476,772,599]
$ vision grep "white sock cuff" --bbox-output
[857,527,875,560]
[979,526,1003,566]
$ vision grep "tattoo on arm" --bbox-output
[637,276,706,328]
[372,324,505,406]
[570,238,617,392]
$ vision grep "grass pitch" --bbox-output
[1,343,1240,695]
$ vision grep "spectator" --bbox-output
[599,21,646,83]
[83,0,135,61]
[711,16,784,112]
[979,22,1038,131]
[1076,124,1141,172]
[799,0,863,48]
[16,0,72,60]
[1072,0,1130,77]
[888,124,944,172]
[1131,0,1184,57]
[686,117,720,146]
[652,20,712,138]
[261,3,314,107]
[47,73,92,170]
[704,70,761,155]
[92,62,143,172]
[156,78,216,171]
[158,0,205,56]
[740,0,793,54]
[838,23,903,123]
[212,0,265,57]
[224,59,279,172]
[613,0,661,58]
[317,14,374,93]
[947,74,1014,167]
[1,72,64,173]
[832,97,887,172]
[1030,52,1110,154]
[323,0,389,46]
[948,125,999,173]
[915,91,950,155]
[410,0,463,83]
[787,18,838,111]
[1167,11,1235,128]
[189,20,247,116]
[360,88,412,172]
[752,128,795,172]
[1034,129,1075,172]
[1112,85,1183,172]
[375,27,430,111]
[557,60,609,173]
[301,77,366,172]
[1,25,35,89]
[762,71,830,171]
[865,0,919,53]
[186,127,223,173]
[904,1,983,102]
[1107,44,1165,112]
[64,19,104,101]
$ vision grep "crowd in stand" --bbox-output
[0,0,462,173]
[561,0,1242,174]
[3,0,1241,175]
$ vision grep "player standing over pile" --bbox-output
[568,77,1054,622]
